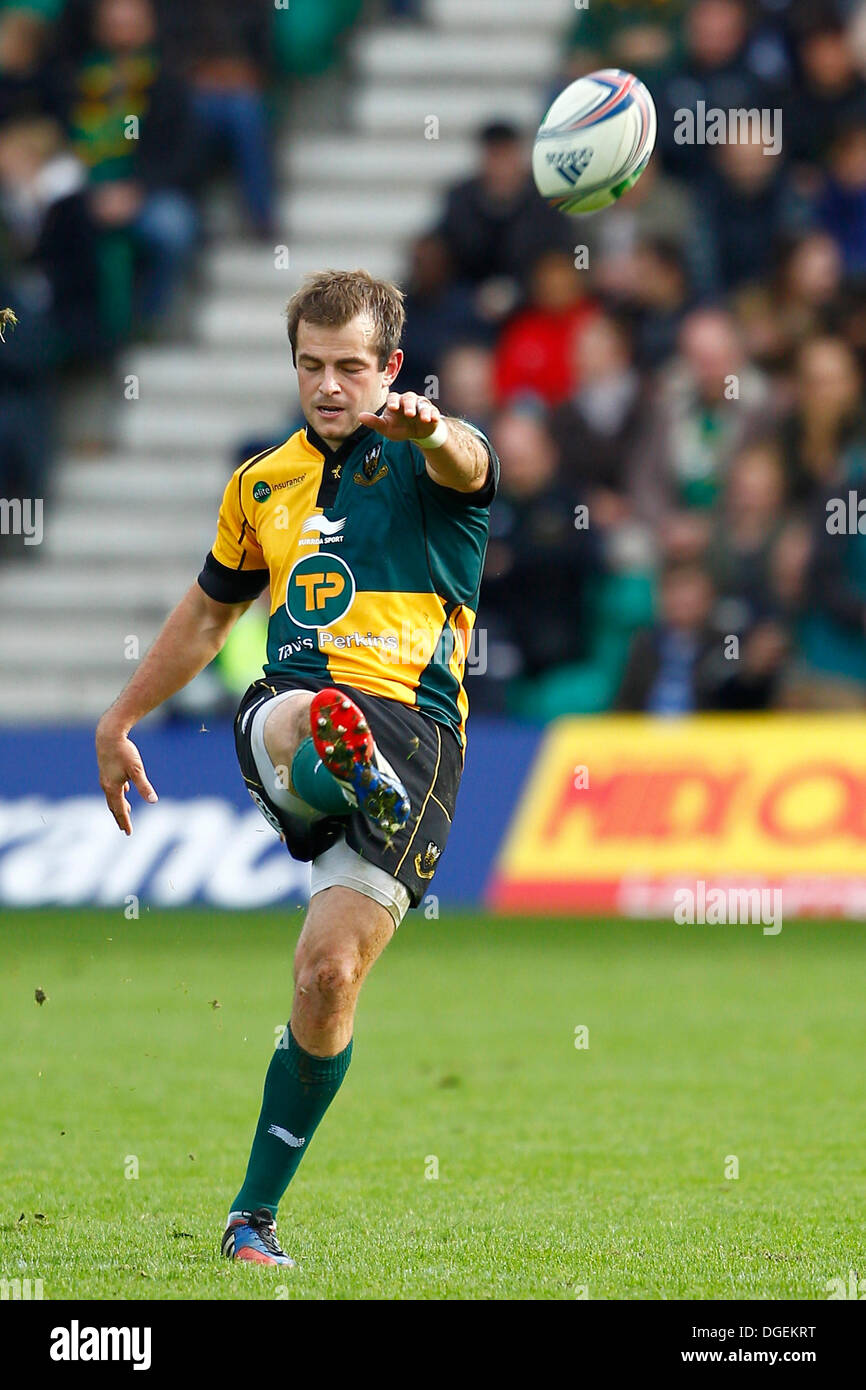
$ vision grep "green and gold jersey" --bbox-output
[198,419,498,749]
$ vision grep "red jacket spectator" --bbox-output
[494,249,599,406]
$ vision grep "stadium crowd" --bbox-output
[419,0,866,718]
[0,0,361,509]
[5,0,866,721]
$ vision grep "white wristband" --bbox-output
[415,418,449,450]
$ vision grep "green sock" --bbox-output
[230,1024,353,1217]
[291,736,352,814]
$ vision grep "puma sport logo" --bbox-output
[268,1124,306,1148]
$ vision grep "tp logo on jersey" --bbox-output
[286,552,356,629]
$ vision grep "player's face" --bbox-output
[295,315,402,445]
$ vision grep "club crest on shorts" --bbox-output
[354,442,388,486]
[414,840,441,879]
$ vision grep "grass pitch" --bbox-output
[2,909,864,1300]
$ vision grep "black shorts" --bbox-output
[234,676,463,908]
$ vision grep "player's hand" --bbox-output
[358,392,442,443]
[95,720,158,835]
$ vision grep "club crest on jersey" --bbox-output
[546,147,593,186]
[355,441,388,487]
[414,841,441,879]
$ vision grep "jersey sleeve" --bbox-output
[197,469,270,604]
[413,420,499,510]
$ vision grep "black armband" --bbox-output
[197,551,269,604]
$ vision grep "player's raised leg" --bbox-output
[260,690,353,816]
[221,885,395,1266]
[259,686,411,835]
[309,687,411,836]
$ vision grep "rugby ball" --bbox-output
[532,68,657,215]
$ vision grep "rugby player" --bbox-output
[95,269,498,1265]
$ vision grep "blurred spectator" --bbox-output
[790,449,866,703]
[657,0,770,180]
[629,307,774,530]
[66,0,199,328]
[582,159,708,301]
[156,0,274,237]
[563,0,687,86]
[733,230,844,371]
[0,114,102,358]
[849,0,866,77]
[493,248,598,407]
[778,335,866,504]
[271,0,363,78]
[697,139,804,294]
[437,341,496,435]
[616,558,785,711]
[0,262,55,506]
[706,438,794,629]
[817,118,866,272]
[834,270,866,374]
[550,312,644,518]
[0,3,64,124]
[616,235,694,366]
[435,120,572,323]
[785,10,866,169]
[399,233,488,394]
[476,405,598,707]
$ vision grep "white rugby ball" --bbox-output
[532,68,657,215]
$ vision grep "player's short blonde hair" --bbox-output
[286,269,405,369]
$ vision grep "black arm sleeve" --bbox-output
[197,551,269,604]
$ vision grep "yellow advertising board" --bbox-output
[489,715,866,916]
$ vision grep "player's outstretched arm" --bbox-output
[358,392,489,493]
[95,583,252,835]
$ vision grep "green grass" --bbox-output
[1,909,864,1300]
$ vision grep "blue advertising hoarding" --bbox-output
[0,720,540,909]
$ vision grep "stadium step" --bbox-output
[426,0,569,30]
[351,83,545,135]
[194,299,299,349]
[285,187,440,240]
[56,457,231,505]
[118,349,294,403]
[0,616,165,672]
[40,512,212,563]
[0,670,138,722]
[109,399,291,453]
[0,561,196,613]
[203,240,404,291]
[353,27,560,82]
[282,135,476,185]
